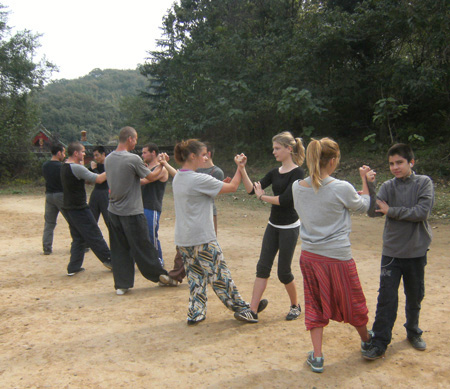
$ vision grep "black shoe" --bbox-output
[361,330,374,352]
[362,345,385,360]
[187,317,205,326]
[408,336,426,351]
[257,299,269,313]
[234,308,258,323]
[43,249,52,255]
[286,304,301,321]
[67,268,85,276]
[102,260,113,270]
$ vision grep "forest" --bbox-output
[0,0,449,181]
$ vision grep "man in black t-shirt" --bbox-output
[61,142,112,276]
[89,146,110,231]
[42,144,67,255]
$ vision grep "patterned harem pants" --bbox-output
[178,241,249,322]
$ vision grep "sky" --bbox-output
[2,0,176,81]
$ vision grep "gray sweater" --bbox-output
[368,173,434,258]
[292,176,373,261]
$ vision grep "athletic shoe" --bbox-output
[361,330,374,352]
[158,280,179,287]
[116,288,129,295]
[234,308,258,323]
[159,274,178,286]
[257,299,268,313]
[362,345,385,360]
[286,304,301,321]
[408,336,426,351]
[306,351,324,373]
[67,268,85,276]
[187,317,205,326]
[102,260,113,270]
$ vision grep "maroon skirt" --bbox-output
[300,250,369,330]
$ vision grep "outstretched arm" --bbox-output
[236,154,254,193]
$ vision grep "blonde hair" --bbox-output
[173,139,206,164]
[306,137,340,191]
[272,131,305,166]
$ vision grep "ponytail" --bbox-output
[174,139,205,164]
[306,137,340,192]
[272,131,305,166]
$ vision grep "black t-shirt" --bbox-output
[141,166,167,213]
[42,160,63,194]
[60,164,89,210]
[90,163,108,191]
[256,166,305,225]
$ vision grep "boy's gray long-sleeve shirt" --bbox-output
[368,173,434,258]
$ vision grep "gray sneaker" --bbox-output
[286,304,301,321]
[306,351,324,373]
[408,336,426,351]
[361,330,374,352]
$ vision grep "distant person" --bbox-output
[42,144,67,255]
[105,127,175,295]
[160,142,225,286]
[89,146,110,231]
[362,144,434,360]
[292,137,376,373]
[60,142,112,276]
[141,143,169,267]
[234,132,305,323]
[172,139,263,324]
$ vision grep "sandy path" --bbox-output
[0,193,449,388]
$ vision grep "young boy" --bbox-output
[363,144,434,360]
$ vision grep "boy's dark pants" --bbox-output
[372,254,427,351]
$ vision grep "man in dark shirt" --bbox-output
[61,142,112,276]
[141,143,168,267]
[42,144,67,255]
[89,146,110,231]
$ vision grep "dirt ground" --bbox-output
[0,193,449,388]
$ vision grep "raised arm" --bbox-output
[236,154,254,193]
[218,155,243,194]
[158,153,178,178]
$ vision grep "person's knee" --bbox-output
[256,264,271,279]
[278,271,294,285]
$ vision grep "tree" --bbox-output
[0,4,55,181]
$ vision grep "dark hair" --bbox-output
[174,139,206,164]
[143,143,159,154]
[93,145,106,154]
[118,126,137,143]
[203,141,214,159]
[50,144,64,156]
[67,142,84,157]
[387,143,414,162]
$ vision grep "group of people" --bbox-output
[42,128,434,374]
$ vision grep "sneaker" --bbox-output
[361,330,374,352]
[158,280,179,287]
[362,345,385,360]
[306,351,324,373]
[159,274,178,286]
[116,288,129,295]
[286,304,301,321]
[187,317,205,326]
[234,308,258,323]
[67,268,85,276]
[257,299,269,313]
[408,336,426,351]
[102,260,113,270]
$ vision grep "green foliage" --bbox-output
[0,5,55,182]
[35,69,147,144]
[136,0,449,151]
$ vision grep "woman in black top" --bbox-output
[235,131,305,323]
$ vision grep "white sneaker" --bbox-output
[116,288,128,295]
[159,274,178,286]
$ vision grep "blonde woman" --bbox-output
[292,137,376,373]
[235,132,305,323]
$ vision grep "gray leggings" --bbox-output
[256,223,299,284]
